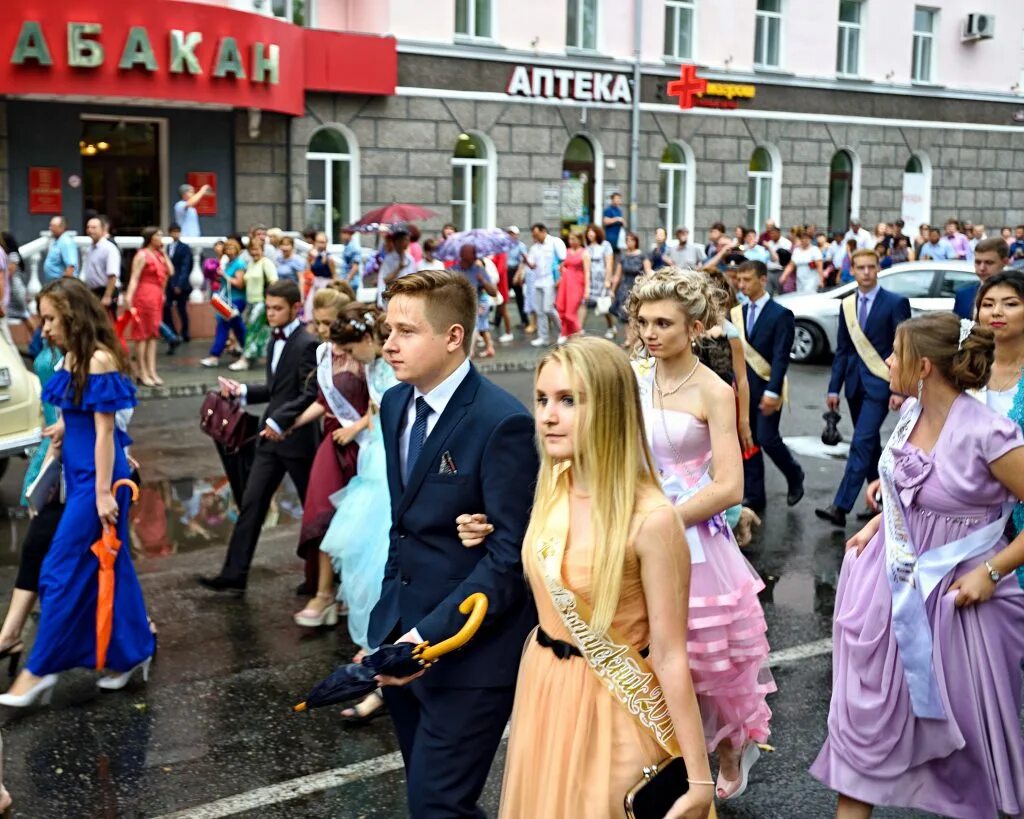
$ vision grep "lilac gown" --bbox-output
[811,395,1024,818]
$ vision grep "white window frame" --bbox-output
[455,0,494,41]
[836,0,863,77]
[566,0,600,53]
[664,0,697,62]
[746,144,782,229]
[270,0,314,26]
[912,7,937,83]
[754,0,784,69]
[450,131,496,231]
[658,141,696,238]
[305,125,359,242]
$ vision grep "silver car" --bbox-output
[776,260,977,363]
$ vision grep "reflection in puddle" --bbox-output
[0,477,302,566]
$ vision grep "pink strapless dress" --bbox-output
[647,407,775,751]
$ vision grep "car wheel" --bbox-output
[792,321,826,363]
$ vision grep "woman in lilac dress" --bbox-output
[811,312,1024,819]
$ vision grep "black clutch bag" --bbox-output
[624,756,688,819]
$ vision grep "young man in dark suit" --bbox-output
[198,279,320,594]
[164,223,193,348]
[817,249,911,527]
[954,237,1010,319]
[369,270,538,819]
[734,260,804,511]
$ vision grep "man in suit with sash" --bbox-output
[369,270,538,818]
[732,260,804,511]
[816,249,911,527]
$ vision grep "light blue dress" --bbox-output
[320,358,398,650]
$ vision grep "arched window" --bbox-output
[827,149,861,235]
[747,146,780,230]
[451,131,495,230]
[561,134,603,233]
[658,142,696,235]
[901,153,932,238]
[305,126,358,240]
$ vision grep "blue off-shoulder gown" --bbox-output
[26,370,155,675]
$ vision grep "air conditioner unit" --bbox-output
[963,13,996,41]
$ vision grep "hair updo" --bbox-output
[329,302,387,346]
[896,312,994,393]
[626,266,724,334]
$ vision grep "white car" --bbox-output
[776,260,977,363]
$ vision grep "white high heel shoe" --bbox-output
[716,742,761,801]
[97,657,152,691]
[293,597,339,628]
[0,673,58,708]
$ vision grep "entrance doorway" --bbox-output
[81,118,161,236]
[561,135,597,237]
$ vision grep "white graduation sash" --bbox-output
[316,343,363,428]
[841,295,890,382]
[878,399,1011,719]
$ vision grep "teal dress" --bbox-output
[22,347,62,503]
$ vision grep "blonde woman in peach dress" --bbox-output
[459,337,714,819]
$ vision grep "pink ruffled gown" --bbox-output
[648,408,775,751]
[811,395,1024,818]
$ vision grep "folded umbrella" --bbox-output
[435,228,518,262]
[352,203,439,229]
[294,592,488,712]
[92,478,140,670]
[112,309,138,355]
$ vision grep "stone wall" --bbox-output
[234,110,290,231]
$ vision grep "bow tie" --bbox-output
[272,327,287,342]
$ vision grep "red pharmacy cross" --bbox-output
[667,65,707,109]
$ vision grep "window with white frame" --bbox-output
[836,0,862,76]
[456,0,493,39]
[664,0,695,61]
[271,0,312,26]
[754,0,782,68]
[747,147,776,231]
[566,0,598,51]
[912,7,936,83]
[306,128,357,241]
[658,143,693,235]
[451,133,492,231]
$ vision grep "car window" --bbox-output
[881,271,936,298]
[938,270,978,297]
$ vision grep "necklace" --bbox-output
[654,357,701,398]
[989,357,1024,393]
[654,360,701,469]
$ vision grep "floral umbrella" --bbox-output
[435,228,518,262]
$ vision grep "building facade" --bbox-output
[3,0,1024,244]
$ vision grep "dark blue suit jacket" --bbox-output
[741,298,794,397]
[368,364,538,688]
[167,240,192,291]
[954,282,979,320]
[828,288,911,401]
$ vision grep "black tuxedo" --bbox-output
[164,240,193,340]
[218,324,319,585]
[369,362,538,818]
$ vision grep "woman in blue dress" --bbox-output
[0,279,154,707]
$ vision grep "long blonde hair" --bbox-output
[528,337,664,635]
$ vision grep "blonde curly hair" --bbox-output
[626,266,725,337]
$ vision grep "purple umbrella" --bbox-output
[435,229,518,262]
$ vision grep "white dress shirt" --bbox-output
[398,357,471,479]
[241,318,303,434]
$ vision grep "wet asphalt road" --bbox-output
[0,363,939,819]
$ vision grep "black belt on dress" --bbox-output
[536,627,649,660]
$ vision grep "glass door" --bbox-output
[81,119,160,236]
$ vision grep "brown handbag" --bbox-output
[199,391,258,452]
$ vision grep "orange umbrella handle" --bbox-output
[417,593,488,663]
[111,478,140,502]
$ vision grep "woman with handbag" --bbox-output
[201,239,247,368]
[459,337,714,819]
[585,224,616,340]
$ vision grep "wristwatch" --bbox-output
[985,560,1003,583]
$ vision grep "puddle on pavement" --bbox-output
[0,476,302,566]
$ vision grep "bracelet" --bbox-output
[687,779,715,786]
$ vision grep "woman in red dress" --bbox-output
[125,227,171,387]
[555,230,589,337]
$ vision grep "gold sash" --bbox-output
[731,304,788,405]
[841,295,890,382]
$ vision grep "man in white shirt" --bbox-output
[765,226,792,294]
[378,227,416,306]
[82,215,121,316]
[525,223,565,347]
[668,226,703,268]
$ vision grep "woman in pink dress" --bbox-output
[811,312,1024,819]
[555,231,589,337]
[629,267,774,802]
[125,227,170,387]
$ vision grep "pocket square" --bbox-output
[439,451,458,475]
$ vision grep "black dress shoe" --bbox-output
[815,505,848,527]
[856,508,878,521]
[787,471,806,507]
[196,575,245,595]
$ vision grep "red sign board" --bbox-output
[28,167,62,214]
[187,172,217,216]
[667,65,757,111]
[2,0,396,116]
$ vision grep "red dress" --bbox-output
[555,247,587,335]
[297,371,369,559]
[132,249,169,340]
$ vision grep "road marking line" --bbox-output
[152,639,833,817]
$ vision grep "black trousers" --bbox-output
[219,446,313,584]
[383,681,515,819]
[163,288,190,341]
[90,286,118,322]
[742,385,803,506]
[15,499,64,592]
[215,439,256,510]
